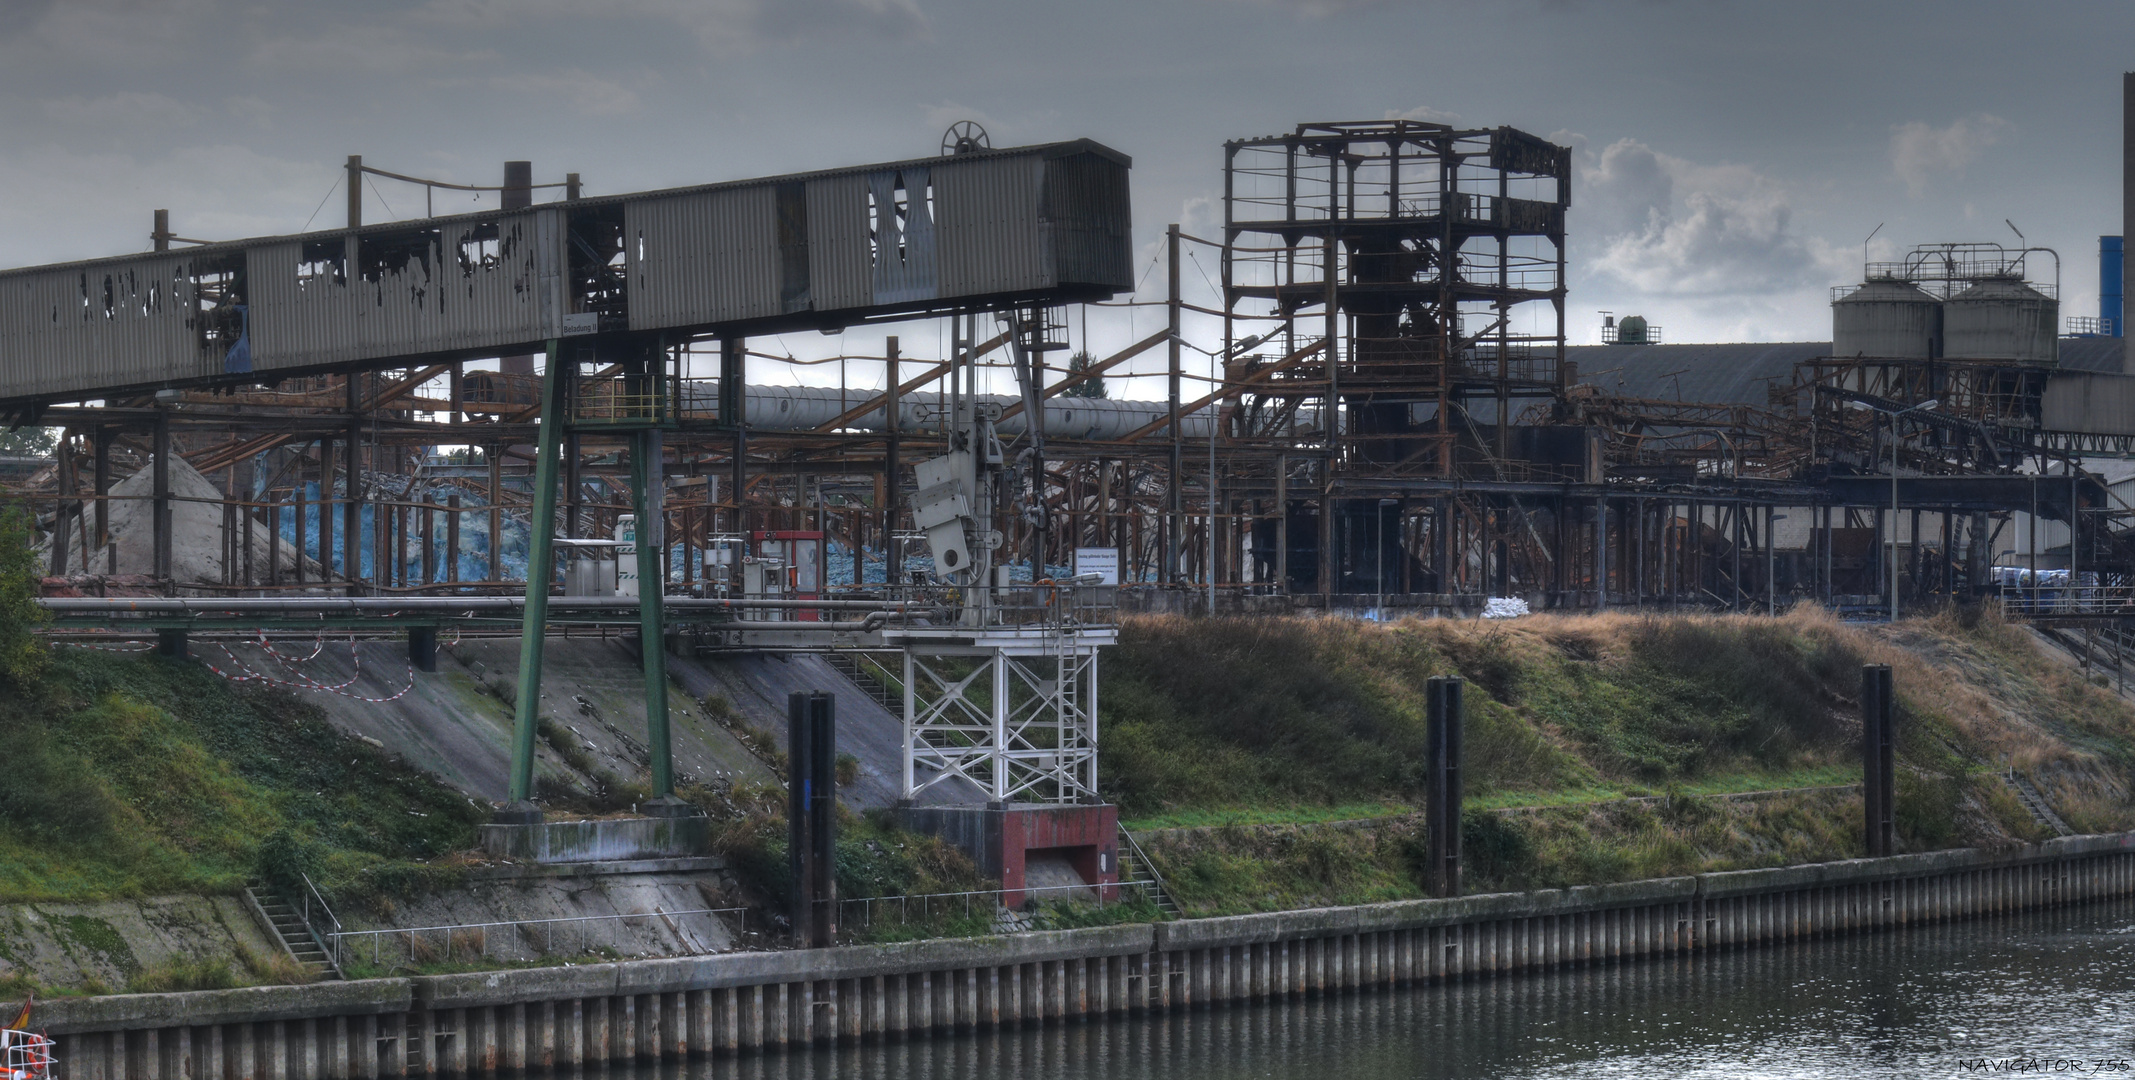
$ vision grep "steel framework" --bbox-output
[899,627,1105,805]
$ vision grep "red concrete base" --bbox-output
[895,802,1121,905]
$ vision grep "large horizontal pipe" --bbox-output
[37,596,920,614]
[671,379,1255,440]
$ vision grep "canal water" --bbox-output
[579,897,2135,1079]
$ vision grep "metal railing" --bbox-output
[1995,570,2135,615]
[298,873,345,979]
[2,1030,55,1080]
[330,907,754,971]
[816,580,1119,630]
[1115,828,1173,897]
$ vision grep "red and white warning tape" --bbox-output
[61,630,419,703]
[257,632,329,664]
[57,639,158,652]
[202,632,417,703]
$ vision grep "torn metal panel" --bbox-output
[868,166,938,306]
[245,212,554,372]
[0,139,1134,405]
[0,254,215,399]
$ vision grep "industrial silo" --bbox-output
[1831,277,1941,359]
[1942,276,2059,365]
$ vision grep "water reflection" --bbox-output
[549,899,2135,1079]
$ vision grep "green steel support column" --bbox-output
[504,340,566,813]
[633,424,674,797]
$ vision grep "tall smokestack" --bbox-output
[502,160,532,212]
[501,160,536,378]
[2123,74,2132,365]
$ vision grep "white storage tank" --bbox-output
[1831,278,1940,359]
[1943,276,2058,365]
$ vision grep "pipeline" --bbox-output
[672,379,1255,440]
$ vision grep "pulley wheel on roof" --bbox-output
[942,121,990,156]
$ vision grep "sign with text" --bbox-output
[1074,547,1121,585]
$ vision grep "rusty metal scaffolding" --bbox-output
[12,125,2135,624]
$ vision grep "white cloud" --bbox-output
[1889,113,2008,197]
[1557,134,1858,342]
[1575,136,1845,298]
[1384,104,1461,126]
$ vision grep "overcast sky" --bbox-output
[0,0,2127,397]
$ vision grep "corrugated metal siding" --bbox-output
[1042,153,1133,290]
[2059,337,2126,374]
[2044,372,2135,435]
[249,214,550,371]
[1566,342,1831,406]
[0,140,1132,403]
[935,155,1049,298]
[806,174,873,313]
[0,256,209,398]
[625,186,781,330]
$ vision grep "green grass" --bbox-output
[1122,766,1865,830]
[1467,764,1864,812]
[1099,614,1950,820]
[1107,608,2135,915]
[1123,802,1413,831]
[0,646,486,908]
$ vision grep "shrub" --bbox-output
[0,502,46,687]
[1458,811,1537,889]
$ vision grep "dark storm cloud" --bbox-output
[0,0,56,37]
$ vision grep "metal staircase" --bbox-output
[1117,828,1181,918]
[244,880,342,980]
[823,652,901,713]
[2005,771,2075,837]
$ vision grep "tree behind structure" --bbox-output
[1061,351,1107,399]
[0,503,46,686]
[0,426,55,458]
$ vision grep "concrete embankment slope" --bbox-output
[0,897,284,994]
[23,833,2135,1077]
[270,637,959,808]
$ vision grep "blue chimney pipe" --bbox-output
[2104,235,2124,337]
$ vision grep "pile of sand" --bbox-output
[43,454,317,586]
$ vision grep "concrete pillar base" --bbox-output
[640,794,703,819]
[491,800,544,826]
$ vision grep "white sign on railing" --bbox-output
[1073,547,1120,586]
